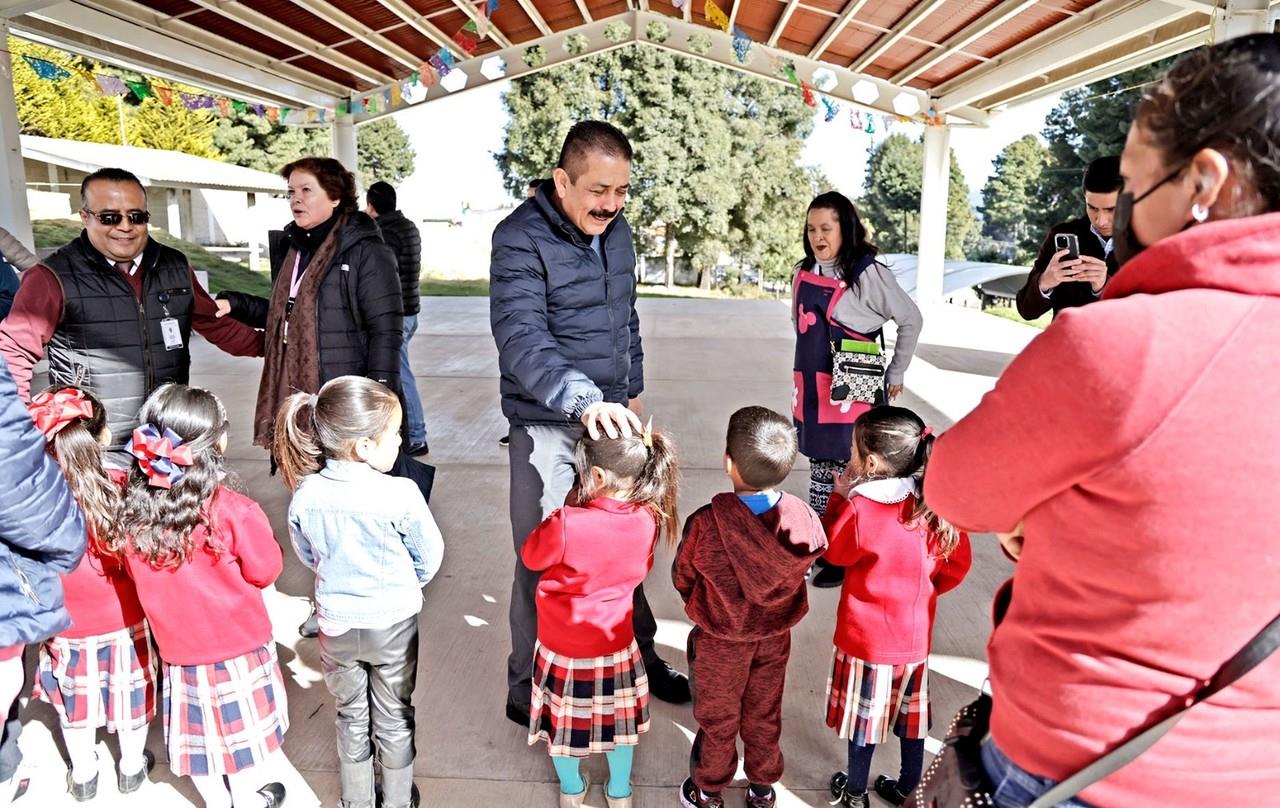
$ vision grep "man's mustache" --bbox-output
[590,209,619,219]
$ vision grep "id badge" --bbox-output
[160,318,184,351]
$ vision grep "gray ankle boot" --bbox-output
[380,763,418,808]
[338,758,375,808]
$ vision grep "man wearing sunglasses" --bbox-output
[0,168,264,454]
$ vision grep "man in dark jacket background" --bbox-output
[1016,156,1122,320]
[490,121,690,727]
[367,181,428,455]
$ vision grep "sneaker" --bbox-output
[559,773,589,808]
[679,777,724,808]
[745,783,776,807]
[828,772,868,808]
[298,605,319,639]
[873,775,909,806]
[256,782,286,807]
[66,769,97,802]
[646,658,691,704]
[407,442,429,457]
[505,700,531,729]
[498,435,510,447]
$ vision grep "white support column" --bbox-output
[246,192,260,273]
[1214,0,1272,39]
[916,124,951,306]
[166,187,182,240]
[0,21,33,250]
[330,113,359,195]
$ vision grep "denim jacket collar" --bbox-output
[319,458,380,482]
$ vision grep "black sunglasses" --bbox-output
[83,208,150,226]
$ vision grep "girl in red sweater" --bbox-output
[26,386,157,801]
[523,426,679,808]
[821,407,971,808]
[114,384,294,808]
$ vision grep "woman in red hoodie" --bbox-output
[27,386,156,801]
[926,34,1280,808]
[822,407,970,808]
[523,427,679,808]
[115,384,294,808]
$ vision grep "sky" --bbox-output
[392,78,1063,221]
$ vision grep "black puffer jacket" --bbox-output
[221,212,402,391]
[375,210,422,316]
[489,185,642,426]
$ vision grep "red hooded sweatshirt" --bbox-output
[926,212,1280,806]
[673,492,826,640]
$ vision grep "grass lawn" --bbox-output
[985,305,1050,330]
[33,219,274,297]
[418,275,785,300]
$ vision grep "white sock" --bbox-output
[115,726,148,775]
[63,726,98,784]
[190,774,232,808]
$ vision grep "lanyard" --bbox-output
[288,252,305,299]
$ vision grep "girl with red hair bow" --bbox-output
[26,385,157,801]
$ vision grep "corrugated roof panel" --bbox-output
[184,10,303,61]
[321,0,404,30]
[782,8,830,51]
[805,0,846,13]
[290,54,375,90]
[874,41,931,73]
[237,0,349,46]
[383,26,438,58]
[144,0,199,15]
[537,0,586,32]
[861,0,915,30]
[966,6,1074,59]
[910,0,1005,45]
[333,40,408,78]
[825,25,881,65]
[918,53,982,86]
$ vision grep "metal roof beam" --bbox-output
[288,0,426,69]
[368,0,476,58]
[683,0,691,23]
[848,0,948,73]
[727,0,740,28]
[513,0,552,36]
[573,0,591,22]
[935,0,1193,112]
[768,0,800,46]
[445,0,513,48]
[187,0,394,84]
[0,0,59,14]
[17,1,342,106]
[807,0,870,58]
[889,0,1040,85]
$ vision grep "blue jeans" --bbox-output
[982,740,1093,808]
[399,313,426,444]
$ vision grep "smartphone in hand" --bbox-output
[1054,232,1081,261]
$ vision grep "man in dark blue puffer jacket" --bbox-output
[491,121,690,727]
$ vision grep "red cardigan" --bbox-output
[822,488,970,664]
[123,486,282,666]
[58,470,144,639]
[925,213,1280,805]
[522,497,657,659]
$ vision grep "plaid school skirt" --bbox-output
[825,647,930,746]
[34,621,158,732]
[528,641,650,758]
[162,644,289,776]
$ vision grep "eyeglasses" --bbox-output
[82,208,150,226]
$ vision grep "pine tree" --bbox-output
[980,134,1051,262]
[858,133,975,259]
[356,118,415,188]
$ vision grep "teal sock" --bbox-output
[605,745,634,799]
[551,756,584,795]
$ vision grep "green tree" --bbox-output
[9,38,123,145]
[1036,58,1178,232]
[979,134,1050,262]
[356,118,416,188]
[213,111,329,173]
[859,133,975,259]
[129,96,220,158]
[494,46,815,288]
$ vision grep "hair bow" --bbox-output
[27,388,94,438]
[126,424,195,489]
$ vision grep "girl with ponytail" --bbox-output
[26,385,156,801]
[274,375,443,808]
[820,406,972,808]
[522,424,680,808]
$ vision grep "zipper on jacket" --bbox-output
[10,558,41,606]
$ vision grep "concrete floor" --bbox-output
[9,297,1030,807]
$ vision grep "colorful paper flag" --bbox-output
[453,28,479,55]
[429,54,451,77]
[487,0,499,12]
[391,82,402,107]
[783,64,799,87]
[232,100,248,114]
[22,56,71,80]
[704,0,729,32]
[216,98,231,116]
[822,97,840,123]
[126,80,151,100]
[731,26,751,64]
[155,87,174,106]
[266,106,280,123]
[96,75,128,96]
[800,80,816,108]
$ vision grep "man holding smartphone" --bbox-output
[1016,156,1122,320]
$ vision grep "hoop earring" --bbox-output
[1191,202,1209,223]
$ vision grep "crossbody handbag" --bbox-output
[909,602,1280,808]
[830,336,888,405]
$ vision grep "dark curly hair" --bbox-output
[801,191,881,288]
[282,156,359,214]
[116,384,230,569]
[1135,34,1280,216]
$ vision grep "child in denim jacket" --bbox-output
[276,375,444,808]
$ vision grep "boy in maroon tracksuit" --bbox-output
[673,406,827,808]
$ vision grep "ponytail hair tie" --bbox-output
[308,393,320,409]
[641,416,654,448]
[921,426,934,439]
[27,388,94,438]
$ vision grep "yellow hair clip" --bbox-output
[641,416,654,448]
